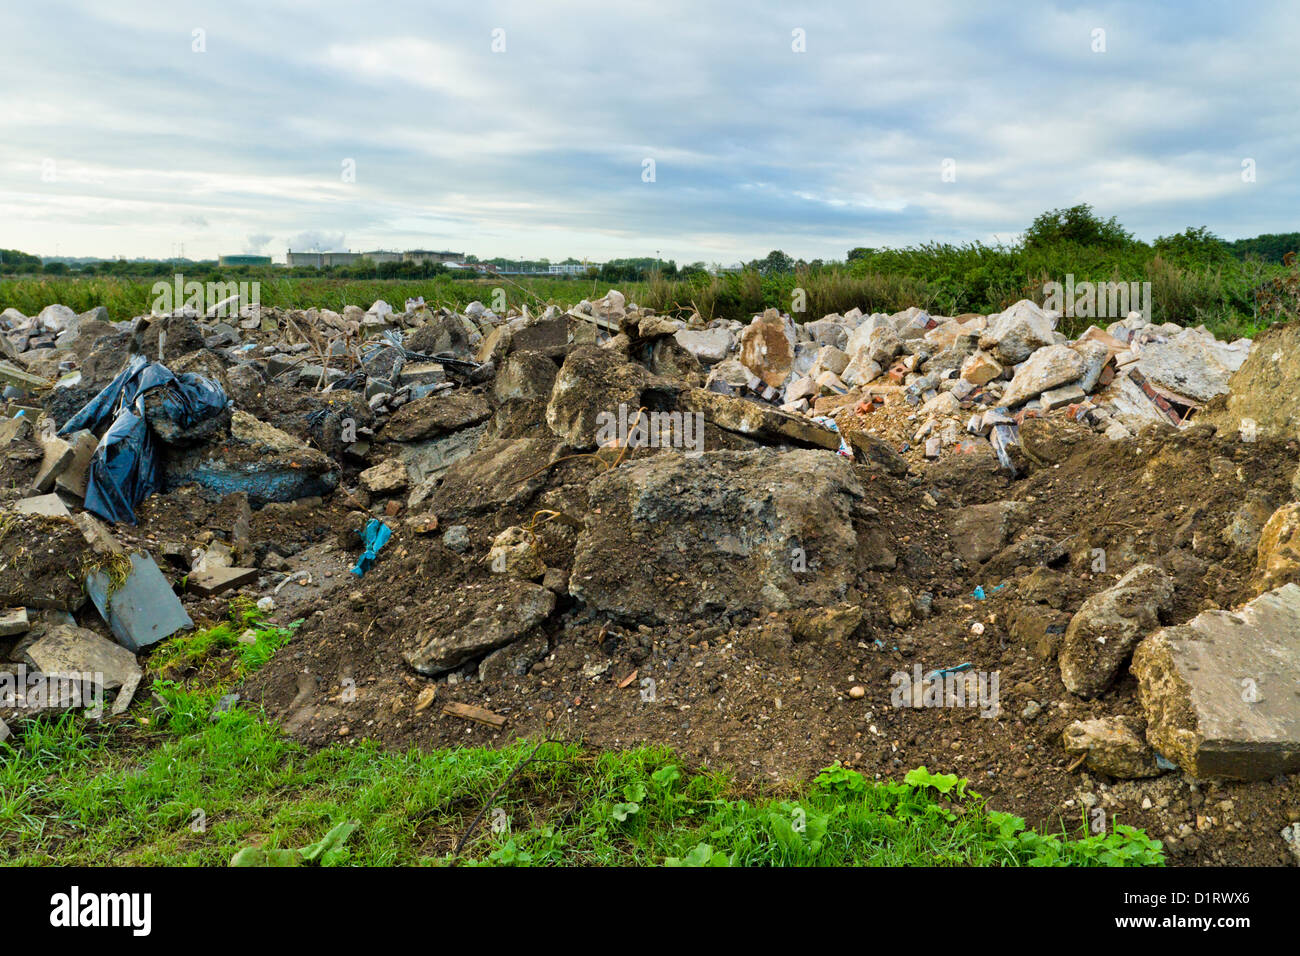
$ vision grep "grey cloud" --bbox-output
[0,0,1296,261]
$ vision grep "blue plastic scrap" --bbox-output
[58,355,229,525]
[811,414,853,458]
[924,662,974,681]
[350,519,392,577]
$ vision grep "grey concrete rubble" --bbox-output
[1132,583,1300,781]
[23,624,142,715]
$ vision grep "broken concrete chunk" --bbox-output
[960,350,1003,386]
[428,437,560,521]
[31,433,74,493]
[15,493,71,517]
[1039,382,1086,411]
[85,552,192,652]
[1135,328,1249,404]
[188,565,259,597]
[1132,583,1300,780]
[487,526,545,580]
[1252,501,1300,595]
[544,346,649,450]
[492,351,558,404]
[737,310,795,388]
[382,390,491,442]
[673,328,733,365]
[0,360,53,392]
[0,416,33,445]
[52,429,97,499]
[1062,715,1162,778]
[73,512,123,554]
[359,458,408,495]
[24,624,142,716]
[404,580,556,676]
[678,388,842,451]
[1059,564,1174,698]
[0,607,29,636]
[164,409,338,505]
[570,449,866,626]
[1001,344,1087,408]
[951,500,1030,565]
[978,300,1057,365]
[789,603,862,643]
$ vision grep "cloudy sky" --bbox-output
[1,0,1296,264]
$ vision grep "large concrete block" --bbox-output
[1132,583,1300,780]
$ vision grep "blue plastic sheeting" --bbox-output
[350,518,392,577]
[58,355,229,524]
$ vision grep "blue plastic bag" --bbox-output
[350,519,392,577]
[59,355,229,524]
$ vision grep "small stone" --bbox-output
[443,525,470,553]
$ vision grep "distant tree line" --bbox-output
[3,205,1295,284]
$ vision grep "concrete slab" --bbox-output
[0,361,52,392]
[15,493,71,517]
[1133,583,1300,780]
[31,435,74,493]
[0,607,29,636]
[0,416,32,445]
[23,623,142,715]
[73,512,123,555]
[187,565,258,597]
[86,552,192,653]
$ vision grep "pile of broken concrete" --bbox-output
[1,286,1297,841]
[671,299,1251,467]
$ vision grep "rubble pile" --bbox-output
[1,289,1298,866]
[673,299,1252,469]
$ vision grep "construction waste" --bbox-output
[0,291,1297,866]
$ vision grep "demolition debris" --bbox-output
[0,289,1297,867]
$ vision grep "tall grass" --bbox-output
[3,240,1296,341]
[0,274,652,323]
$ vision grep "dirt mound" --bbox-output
[1201,320,1300,442]
[7,292,1300,868]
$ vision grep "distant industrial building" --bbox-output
[403,250,464,265]
[219,254,272,267]
[285,250,324,268]
[283,247,600,272]
[284,250,359,268]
